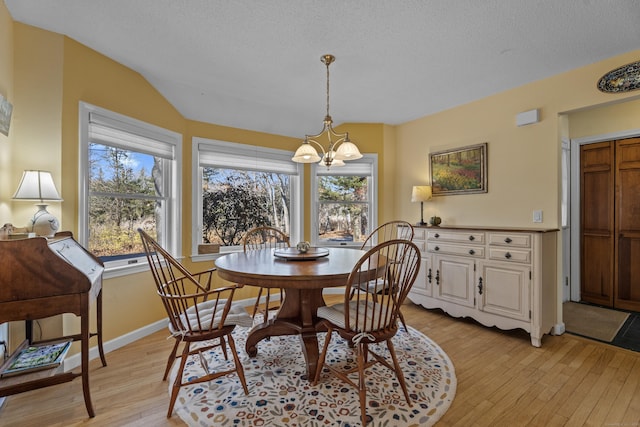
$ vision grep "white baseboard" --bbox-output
[61,290,347,371]
[63,318,166,371]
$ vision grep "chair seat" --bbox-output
[317,300,390,333]
[359,278,387,294]
[170,300,253,336]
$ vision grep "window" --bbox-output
[192,138,302,258]
[79,102,182,276]
[311,155,377,247]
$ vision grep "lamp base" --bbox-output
[30,204,60,237]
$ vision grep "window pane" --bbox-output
[202,168,290,246]
[89,143,160,196]
[318,202,369,244]
[88,196,161,260]
[88,142,164,260]
[318,176,368,201]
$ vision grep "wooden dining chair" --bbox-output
[243,226,290,325]
[137,228,251,418]
[312,239,421,425]
[353,220,414,331]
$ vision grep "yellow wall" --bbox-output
[568,97,640,139]
[395,49,640,228]
[0,0,13,222]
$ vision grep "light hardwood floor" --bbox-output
[2,298,640,426]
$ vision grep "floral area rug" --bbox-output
[170,325,456,426]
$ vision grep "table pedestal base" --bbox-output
[245,287,326,379]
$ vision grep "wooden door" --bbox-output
[615,137,640,311]
[580,141,614,306]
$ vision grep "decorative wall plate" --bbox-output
[597,60,640,93]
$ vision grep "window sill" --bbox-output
[103,261,150,279]
[191,248,241,263]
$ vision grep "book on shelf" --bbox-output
[0,340,71,378]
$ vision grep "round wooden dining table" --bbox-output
[215,247,367,379]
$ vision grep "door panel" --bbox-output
[615,137,640,311]
[580,142,614,306]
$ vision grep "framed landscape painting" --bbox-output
[430,142,487,196]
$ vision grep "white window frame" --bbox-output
[192,137,303,262]
[79,102,182,278]
[310,154,378,248]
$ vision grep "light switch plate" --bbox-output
[533,210,543,223]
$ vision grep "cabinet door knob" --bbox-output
[478,277,483,295]
[504,237,512,243]
[434,246,440,251]
[469,235,475,241]
[427,268,432,283]
[505,252,512,259]
[435,270,440,285]
[469,249,475,255]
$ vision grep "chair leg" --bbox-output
[226,332,249,395]
[219,336,229,360]
[357,343,368,425]
[167,341,191,417]
[263,288,271,324]
[312,327,333,385]
[252,288,264,318]
[163,338,181,381]
[398,309,409,332]
[386,338,412,406]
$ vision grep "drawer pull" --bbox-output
[434,233,440,239]
[434,246,440,251]
[505,252,512,259]
[504,237,512,243]
[469,249,475,255]
[469,235,475,241]
[478,277,483,295]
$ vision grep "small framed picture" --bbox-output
[0,93,13,136]
[430,142,488,196]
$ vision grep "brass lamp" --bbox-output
[12,170,63,237]
[292,54,363,169]
[411,185,432,226]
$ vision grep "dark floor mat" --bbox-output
[611,313,640,352]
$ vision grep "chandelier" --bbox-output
[292,54,363,168]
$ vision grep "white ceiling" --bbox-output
[5,0,640,138]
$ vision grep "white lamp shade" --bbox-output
[12,170,63,202]
[333,140,363,160]
[292,143,322,163]
[411,185,432,202]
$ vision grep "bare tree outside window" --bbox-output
[88,143,163,260]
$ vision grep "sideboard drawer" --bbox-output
[488,233,531,248]
[427,230,485,244]
[488,248,531,264]
[428,242,485,258]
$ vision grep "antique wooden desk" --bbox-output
[0,235,106,417]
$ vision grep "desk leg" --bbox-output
[81,296,95,418]
[96,290,107,367]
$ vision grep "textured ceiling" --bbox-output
[5,0,640,138]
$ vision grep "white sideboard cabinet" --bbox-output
[404,225,559,347]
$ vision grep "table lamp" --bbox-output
[411,185,432,226]
[12,170,63,237]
